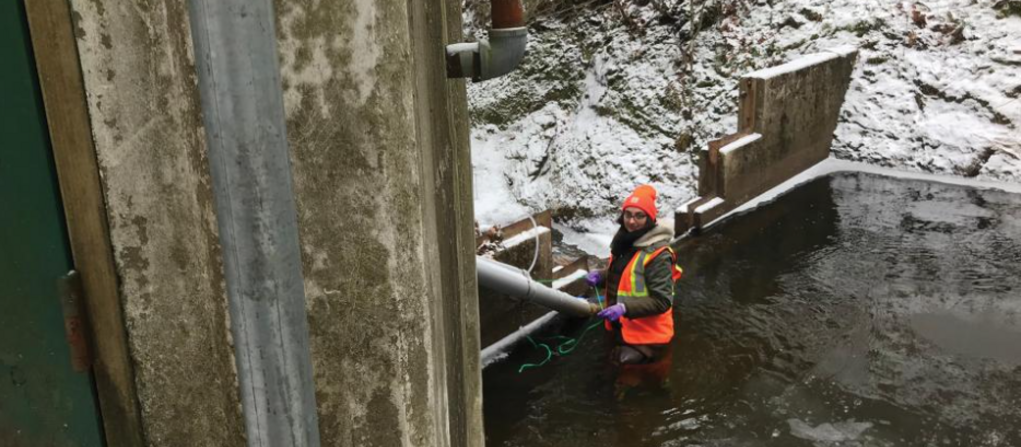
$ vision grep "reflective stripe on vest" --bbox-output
[605,246,680,345]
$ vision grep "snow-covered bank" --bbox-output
[467,0,1021,238]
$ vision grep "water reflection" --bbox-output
[483,172,1021,446]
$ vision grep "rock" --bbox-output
[906,30,919,48]
[911,9,928,27]
[949,25,966,45]
[674,132,694,152]
[995,0,1021,18]
[780,16,804,29]
[798,8,823,22]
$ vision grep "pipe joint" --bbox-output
[480,27,527,81]
[447,1,528,82]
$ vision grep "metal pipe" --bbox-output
[476,257,596,318]
[491,0,525,28]
[447,0,528,81]
[480,311,558,367]
[186,2,320,446]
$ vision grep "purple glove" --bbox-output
[585,270,604,287]
[597,303,626,321]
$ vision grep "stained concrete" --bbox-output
[67,0,483,445]
[68,1,244,446]
[678,47,858,233]
[274,0,483,446]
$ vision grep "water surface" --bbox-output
[483,172,1021,446]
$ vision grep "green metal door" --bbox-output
[0,1,106,446]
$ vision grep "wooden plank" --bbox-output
[23,2,145,446]
[702,131,750,197]
[692,196,731,230]
[738,77,758,133]
[476,210,553,246]
[500,210,552,239]
[552,256,589,280]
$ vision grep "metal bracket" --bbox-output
[58,270,92,372]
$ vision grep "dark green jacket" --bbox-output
[604,220,676,319]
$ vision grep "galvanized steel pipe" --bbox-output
[476,257,596,318]
[186,1,320,446]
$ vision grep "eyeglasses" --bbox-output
[623,211,648,221]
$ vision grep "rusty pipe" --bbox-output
[491,0,525,28]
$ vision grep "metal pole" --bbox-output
[186,2,320,446]
[476,257,595,318]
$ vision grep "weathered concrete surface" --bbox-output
[67,0,484,444]
[677,47,857,233]
[731,46,858,204]
[68,1,245,446]
[274,0,483,445]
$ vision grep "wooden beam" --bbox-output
[702,130,752,197]
[738,77,758,133]
[23,2,145,446]
[552,256,589,280]
[500,210,553,240]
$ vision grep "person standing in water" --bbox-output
[586,184,682,365]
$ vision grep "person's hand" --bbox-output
[585,270,604,287]
[597,303,626,321]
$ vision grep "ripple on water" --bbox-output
[483,172,1021,446]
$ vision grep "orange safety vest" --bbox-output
[604,246,683,345]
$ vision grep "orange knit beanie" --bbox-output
[621,184,658,221]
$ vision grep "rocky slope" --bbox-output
[466,0,1021,236]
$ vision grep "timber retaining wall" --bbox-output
[677,46,858,232]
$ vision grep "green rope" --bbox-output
[517,336,553,373]
[517,284,607,373]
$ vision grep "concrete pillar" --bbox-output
[68,1,246,446]
[67,0,481,445]
[273,0,483,445]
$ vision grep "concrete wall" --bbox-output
[68,1,246,446]
[274,0,483,445]
[68,0,482,446]
[677,46,858,233]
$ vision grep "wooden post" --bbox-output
[23,2,145,446]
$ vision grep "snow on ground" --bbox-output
[466,0,1021,251]
[469,19,697,230]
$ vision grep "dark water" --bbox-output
[483,172,1021,447]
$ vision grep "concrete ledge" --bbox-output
[677,47,858,234]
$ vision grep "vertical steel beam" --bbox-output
[185,2,320,446]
